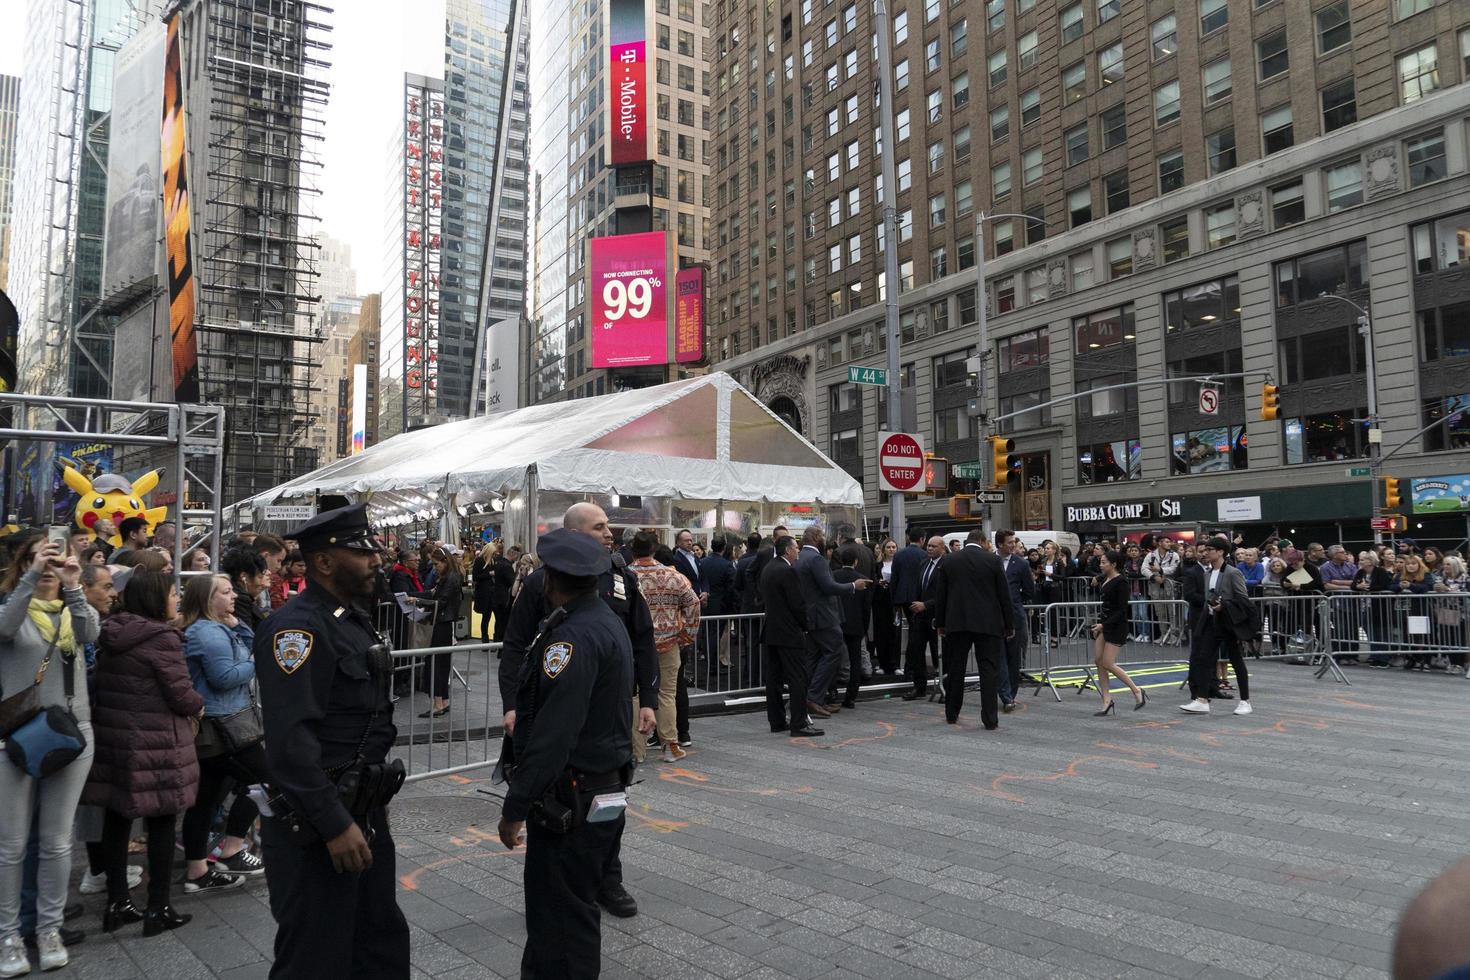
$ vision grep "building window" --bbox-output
[1422,394,1470,452]
[1023,147,1043,185]
[1398,45,1440,104]
[1161,216,1190,263]
[1079,440,1142,483]
[1325,160,1363,213]
[1274,240,1368,307]
[1025,204,1046,244]
[830,427,860,459]
[1322,78,1357,132]
[930,245,948,279]
[986,0,1004,33]
[953,125,971,162]
[1159,150,1184,193]
[1172,427,1248,474]
[991,105,1009,142]
[989,50,1007,87]
[1097,43,1123,86]
[993,161,1012,199]
[1205,204,1236,250]
[926,39,942,73]
[1073,303,1135,354]
[1200,0,1227,34]
[934,406,973,443]
[1019,31,1039,72]
[929,193,946,228]
[928,140,944,175]
[1065,123,1089,165]
[1203,58,1232,104]
[998,391,1053,434]
[1262,105,1293,155]
[1101,104,1126,149]
[1071,251,1095,291]
[1098,0,1120,24]
[1063,62,1087,103]
[994,218,1014,256]
[1107,238,1132,278]
[931,298,950,334]
[999,328,1050,369]
[1164,275,1241,332]
[1419,304,1470,361]
[1271,181,1305,228]
[1407,130,1448,187]
[951,17,968,57]
[893,8,908,43]
[1207,129,1236,176]
[1060,4,1084,44]
[1166,349,1243,404]
[1154,80,1181,127]
[1151,14,1177,61]
[1258,30,1289,81]
[933,348,975,388]
[1317,1,1352,53]
[1462,28,1470,77]
[830,382,861,414]
[1284,410,1370,464]
[1395,0,1432,19]
[1413,210,1470,274]
[1013,89,1037,127]
[995,277,1017,314]
[1069,187,1092,228]
[955,179,973,217]
[1104,171,1129,214]
[927,88,943,122]
[958,288,977,325]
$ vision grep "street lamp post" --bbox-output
[1317,292,1380,543]
[972,211,1047,535]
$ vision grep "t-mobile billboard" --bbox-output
[590,231,668,368]
[608,0,649,165]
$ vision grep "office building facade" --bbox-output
[0,73,19,292]
[708,0,1470,542]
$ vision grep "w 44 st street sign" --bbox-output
[848,366,887,386]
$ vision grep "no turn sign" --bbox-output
[1198,385,1220,416]
[878,431,927,493]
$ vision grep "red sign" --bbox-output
[674,267,704,363]
[878,432,927,493]
[609,0,649,165]
[590,231,669,368]
[1371,516,1404,532]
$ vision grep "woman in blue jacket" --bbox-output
[178,574,272,892]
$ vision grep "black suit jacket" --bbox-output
[832,567,872,637]
[672,549,704,593]
[1180,561,1208,638]
[700,553,735,615]
[759,557,807,647]
[1003,552,1037,618]
[930,545,1014,637]
[889,544,928,605]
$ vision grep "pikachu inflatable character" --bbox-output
[59,464,169,546]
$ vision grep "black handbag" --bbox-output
[211,695,264,755]
[4,618,87,778]
[0,630,59,737]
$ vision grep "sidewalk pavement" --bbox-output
[57,660,1465,979]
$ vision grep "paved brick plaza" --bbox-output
[65,661,1466,979]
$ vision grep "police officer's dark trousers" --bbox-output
[941,631,1003,728]
[522,814,623,979]
[261,809,409,980]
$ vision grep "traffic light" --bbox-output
[947,495,974,520]
[990,436,1015,489]
[1383,476,1401,510]
[1260,383,1280,421]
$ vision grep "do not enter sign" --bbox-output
[878,432,927,493]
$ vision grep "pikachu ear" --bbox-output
[130,469,161,497]
[61,464,93,497]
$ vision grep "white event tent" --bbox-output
[232,372,864,544]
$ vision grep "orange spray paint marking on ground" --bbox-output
[793,721,896,750]
[981,753,1160,804]
[398,842,522,891]
[627,808,689,832]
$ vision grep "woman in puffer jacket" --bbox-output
[82,569,203,938]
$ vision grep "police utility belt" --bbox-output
[527,763,634,836]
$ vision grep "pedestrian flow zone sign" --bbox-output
[878,431,926,493]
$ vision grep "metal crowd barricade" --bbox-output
[1316,592,1469,672]
[1248,593,1350,684]
[687,612,767,704]
[392,641,504,783]
[1034,598,1192,701]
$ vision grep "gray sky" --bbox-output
[0,0,444,300]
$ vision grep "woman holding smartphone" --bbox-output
[1090,550,1146,716]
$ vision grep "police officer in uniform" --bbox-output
[254,504,409,980]
[499,528,635,979]
[499,502,656,917]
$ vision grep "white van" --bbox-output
[941,529,1082,554]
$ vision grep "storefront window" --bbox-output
[1170,426,1247,474]
[1078,440,1142,483]
[1283,409,1369,464]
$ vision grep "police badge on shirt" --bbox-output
[543,641,572,678]
[274,629,314,674]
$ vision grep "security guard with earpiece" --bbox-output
[255,503,409,979]
[498,528,635,979]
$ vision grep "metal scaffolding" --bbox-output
[187,0,331,504]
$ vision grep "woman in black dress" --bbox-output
[1090,550,1146,716]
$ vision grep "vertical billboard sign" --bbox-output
[351,364,367,454]
[485,316,520,414]
[608,0,649,165]
[674,267,704,363]
[403,82,443,417]
[161,13,199,402]
[103,21,165,298]
[590,231,668,368]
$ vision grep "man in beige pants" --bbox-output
[627,531,701,763]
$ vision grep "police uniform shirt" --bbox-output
[503,592,635,822]
[498,561,657,711]
[254,580,396,842]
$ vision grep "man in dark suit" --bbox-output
[794,525,869,719]
[732,532,764,676]
[832,544,873,708]
[1182,536,1252,716]
[898,535,944,700]
[888,527,930,699]
[700,534,737,672]
[759,536,821,736]
[670,529,706,745]
[930,529,1015,728]
[996,529,1036,711]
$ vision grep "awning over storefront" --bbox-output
[237,372,864,511]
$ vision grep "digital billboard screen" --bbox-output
[608,0,649,165]
[674,266,703,364]
[590,231,668,368]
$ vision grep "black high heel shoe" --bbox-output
[1093,701,1115,717]
[1134,689,1148,711]
[142,905,191,937]
[102,899,143,932]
